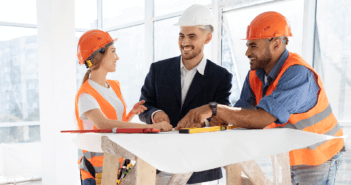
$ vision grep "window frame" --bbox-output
[0,0,348,127]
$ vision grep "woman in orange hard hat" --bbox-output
[76,30,173,185]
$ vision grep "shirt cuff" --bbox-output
[256,96,290,124]
[204,119,210,127]
[151,110,164,124]
[234,99,256,109]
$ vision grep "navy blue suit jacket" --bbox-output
[139,55,232,183]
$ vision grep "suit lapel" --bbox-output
[182,70,207,111]
[167,56,182,106]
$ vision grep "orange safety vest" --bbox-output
[249,52,344,166]
[75,79,127,180]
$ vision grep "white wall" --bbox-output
[0,143,41,177]
[37,0,79,184]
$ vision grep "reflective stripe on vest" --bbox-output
[281,119,342,150]
[283,105,332,130]
[307,123,341,150]
[249,52,344,166]
[83,152,104,160]
[75,80,127,180]
[80,152,104,174]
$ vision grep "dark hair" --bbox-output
[268,36,288,45]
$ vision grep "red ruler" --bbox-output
[61,128,160,133]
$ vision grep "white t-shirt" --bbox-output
[78,79,125,123]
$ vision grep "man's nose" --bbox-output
[245,48,251,57]
[182,37,190,46]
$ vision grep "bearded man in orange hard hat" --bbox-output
[176,11,345,185]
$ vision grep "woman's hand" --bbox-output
[131,100,147,115]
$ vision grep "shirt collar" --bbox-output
[180,54,207,75]
[256,49,289,83]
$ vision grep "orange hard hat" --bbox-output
[77,29,117,67]
[245,11,292,40]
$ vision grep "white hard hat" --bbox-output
[174,4,214,32]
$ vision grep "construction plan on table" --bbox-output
[72,128,346,174]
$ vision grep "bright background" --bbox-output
[0,0,350,184]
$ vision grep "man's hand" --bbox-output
[153,111,170,123]
[151,121,173,132]
[175,105,212,130]
[209,116,229,126]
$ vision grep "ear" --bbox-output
[204,33,212,44]
[273,38,281,51]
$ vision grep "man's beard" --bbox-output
[181,46,202,60]
[250,47,272,70]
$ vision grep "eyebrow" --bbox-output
[179,33,197,36]
[246,43,257,46]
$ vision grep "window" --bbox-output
[0,3,41,182]
[154,0,211,17]
[314,2,351,183]
[154,17,181,62]
[0,125,40,143]
[75,0,97,29]
[0,0,37,24]
[0,26,39,122]
[108,25,145,112]
[103,0,145,30]
[223,0,272,11]
[314,0,351,123]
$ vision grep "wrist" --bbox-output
[206,105,212,117]
[151,110,163,123]
[204,119,210,127]
[209,102,218,116]
[200,105,212,121]
[216,104,228,119]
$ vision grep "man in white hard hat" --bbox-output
[139,4,233,184]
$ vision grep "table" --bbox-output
[72,128,338,185]
[100,136,290,185]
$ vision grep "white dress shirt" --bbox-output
[180,55,206,107]
[151,55,207,124]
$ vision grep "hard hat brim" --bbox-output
[242,35,292,40]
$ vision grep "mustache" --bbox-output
[182,45,194,48]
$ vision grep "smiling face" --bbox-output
[178,26,211,60]
[245,39,272,70]
[101,44,119,72]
